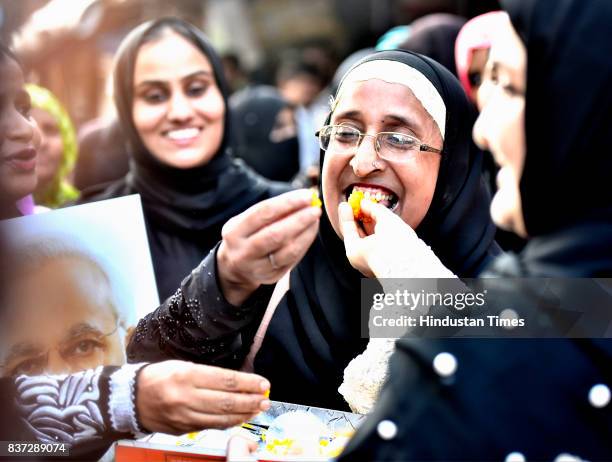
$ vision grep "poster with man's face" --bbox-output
[0,195,158,377]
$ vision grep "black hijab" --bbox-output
[112,18,271,234]
[230,85,300,182]
[97,18,288,299]
[500,0,612,275]
[254,50,499,410]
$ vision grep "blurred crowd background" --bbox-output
[0,0,500,194]
[2,0,496,123]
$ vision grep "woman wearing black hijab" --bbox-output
[334,0,612,460]
[80,18,288,299]
[128,50,500,412]
[230,85,300,182]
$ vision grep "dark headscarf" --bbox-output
[398,14,467,78]
[254,50,499,410]
[92,18,287,299]
[112,17,271,233]
[500,0,612,275]
[230,86,299,182]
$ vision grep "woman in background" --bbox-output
[230,85,300,182]
[26,84,80,208]
[397,13,466,78]
[81,18,289,299]
[0,44,39,220]
[335,0,612,459]
[455,11,507,107]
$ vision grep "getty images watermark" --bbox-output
[360,278,612,338]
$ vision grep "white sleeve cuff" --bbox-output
[108,362,148,435]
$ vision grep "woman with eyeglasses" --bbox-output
[333,0,612,460]
[128,49,500,412]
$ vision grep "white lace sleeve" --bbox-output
[340,234,458,413]
[15,367,106,444]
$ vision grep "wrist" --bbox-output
[217,242,259,306]
[109,362,149,435]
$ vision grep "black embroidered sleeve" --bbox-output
[127,243,273,368]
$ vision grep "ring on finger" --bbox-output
[268,252,279,270]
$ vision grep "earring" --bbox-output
[372,160,381,169]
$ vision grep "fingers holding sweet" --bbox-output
[135,361,271,435]
[218,195,321,305]
[223,189,314,239]
[190,365,270,394]
[263,217,320,275]
[338,202,364,243]
[359,199,414,236]
[190,389,270,415]
[248,205,321,257]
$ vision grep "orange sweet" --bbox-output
[347,189,378,223]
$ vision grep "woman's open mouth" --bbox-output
[344,183,399,212]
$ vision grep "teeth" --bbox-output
[351,186,396,206]
[166,128,200,140]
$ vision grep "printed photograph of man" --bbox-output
[0,237,131,377]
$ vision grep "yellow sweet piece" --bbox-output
[264,389,270,398]
[266,438,294,455]
[311,190,322,208]
[347,189,378,222]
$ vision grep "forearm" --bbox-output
[127,244,273,368]
[4,363,148,461]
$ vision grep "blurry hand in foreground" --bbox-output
[137,360,271,434]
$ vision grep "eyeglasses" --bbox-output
[315,124,442,163]
[0,322,120,377]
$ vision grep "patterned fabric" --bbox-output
[15,367,105,444]
[127,243,274,367]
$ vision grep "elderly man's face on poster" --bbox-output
[0,253,126,377]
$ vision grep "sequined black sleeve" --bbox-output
[127,243,273,368]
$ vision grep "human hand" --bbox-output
[217,189,321,305]
[338,199,453,278]
[226,435,258,462]
[136,360,271,434]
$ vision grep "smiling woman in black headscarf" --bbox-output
[251,49,500,411]
[127,48,500,412]
[334,0,612,460]
[80,18,288,299]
